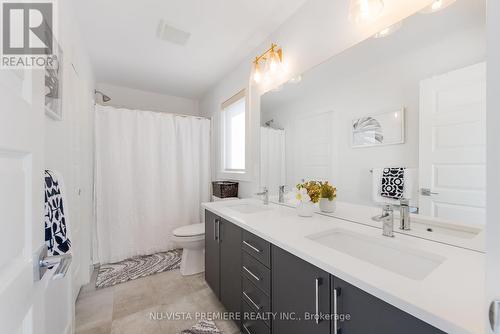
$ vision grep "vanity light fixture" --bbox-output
[252,43,284,84]
[420,0,456,14]
[374,21,403,38]
[349,0,384,23]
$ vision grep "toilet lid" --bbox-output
[173,223,205,237]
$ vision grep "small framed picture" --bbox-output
[45,39,63,121]
[352,109,405,148]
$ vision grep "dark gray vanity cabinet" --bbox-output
[332,277,446,334]
[205,210,220,297]
[204,211,242,317]
[220,220,243,317]
[272,246,331,334]
[241,230,272,334]
[205,209,446,334]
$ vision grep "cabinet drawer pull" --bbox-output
[243,240,261,253]
[243,291,261,311]
[243,266,261,282]
[315,278,321,324]
[242,324,253,334]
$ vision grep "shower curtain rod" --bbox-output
[95,103,211,120]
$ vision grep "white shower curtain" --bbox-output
[260,127,286,194]
[95,105,211,264]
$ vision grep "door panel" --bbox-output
[419,62,486,225]
[333,277,444,334]
[0,69,45,333]
[205,210,220,298]
[220,220,242,317]
[291,111,336,186]
[272,246,330,334]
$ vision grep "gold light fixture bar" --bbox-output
[252,43,284,84]
[253,43,283,65]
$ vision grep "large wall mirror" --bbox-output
[259,0,485,251]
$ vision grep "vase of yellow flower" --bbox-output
[319,181,337,213]
[296,181,321,217]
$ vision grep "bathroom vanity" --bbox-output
[204,1,486,332]
[203,199,484,334]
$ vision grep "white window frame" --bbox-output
[217,89,253,181]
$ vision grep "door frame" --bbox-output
[486,1,500,333]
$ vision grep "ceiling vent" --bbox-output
[156,20,191,46]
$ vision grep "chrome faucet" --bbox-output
[381,205,394,237]
[278,185,286,203]
[373,205,394,237]
[256,187,269,205]
[399,198,411,230]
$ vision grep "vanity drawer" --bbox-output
[242,304,271,334]
[242,277,271,326]
[242,230,271,268]
[242,252,271,295]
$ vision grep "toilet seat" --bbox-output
[173,223,204,237]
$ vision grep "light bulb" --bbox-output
[349,0,384,23]
[263,70,271,84]
[253,63,261,83]
[269,58,278,73]
[269,49,281,73]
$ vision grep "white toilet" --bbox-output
[172,223,205,276]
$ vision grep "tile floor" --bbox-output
[75,269,240,334]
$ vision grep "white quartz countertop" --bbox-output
[272,198,486,253]
[202,198,484,334]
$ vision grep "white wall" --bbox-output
[261,8,485,206]
[200,0,435,198]
[96,83,199,116]
[486,1,500,332]
[43,0,96,333]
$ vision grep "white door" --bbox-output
[486,3,500,333]
[419,62,486,225]
[0,69,46,333]
[292,110,337,184]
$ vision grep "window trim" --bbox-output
[218,89,252,181]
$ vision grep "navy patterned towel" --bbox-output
[380,167,405,200]
[44,170,71,256]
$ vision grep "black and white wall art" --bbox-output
[352,109,405,148]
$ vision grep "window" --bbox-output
[221,90,246,172]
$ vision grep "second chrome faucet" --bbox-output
[372,198,411,237]
[256,187,269,205]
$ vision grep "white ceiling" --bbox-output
[74,0,309,99]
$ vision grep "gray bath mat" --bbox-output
[180,320,222,334]
[95,249,182,288]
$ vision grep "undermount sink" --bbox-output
[307,229,446,280]
[407,218,482,240]
[227,203,273,214]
